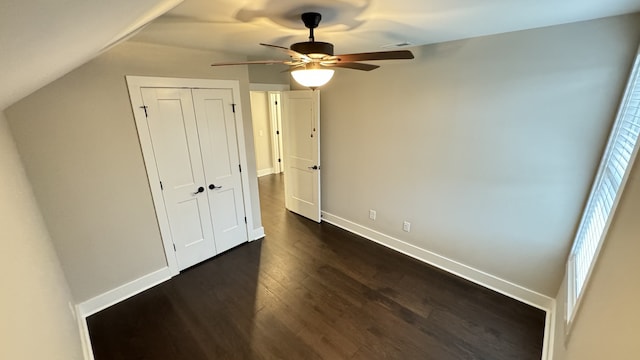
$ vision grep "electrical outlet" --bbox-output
[403,221,411,232]
[369,209,376,220]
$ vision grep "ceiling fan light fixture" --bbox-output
[291,67,334,89]
[210,12,415,84]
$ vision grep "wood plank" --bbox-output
[87,173,545,360]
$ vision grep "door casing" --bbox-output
[249,83,289,175]
[127,76,260,275]
[268,92,284,174]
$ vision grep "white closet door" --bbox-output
[141,87,217,270]
[192,88,248,253]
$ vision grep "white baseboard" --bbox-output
[77,267,173,317]
[250,226,265,241]
[321,211,556,360]
[321,211,554,310]
[257,168,274,177]
[72,215,556,360]
[75,267,174,359]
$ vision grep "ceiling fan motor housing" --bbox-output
[210,11,414,74]
[291,13,334,57]
[291,41,334,57]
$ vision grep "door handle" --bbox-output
[209,184,222,190]
[192,186,205,195]
[308,165,319,170]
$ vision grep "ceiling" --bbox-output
[0,0,180,110]
[2,0,640,111]
[133,0,640,58]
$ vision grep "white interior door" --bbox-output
[141,87,217,270]
[192,88,248,253]
[282,90,321,222]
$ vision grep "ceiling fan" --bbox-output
[211,12,415,88]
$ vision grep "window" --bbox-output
[567,50,640,325]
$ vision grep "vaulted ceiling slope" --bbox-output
[133,0,640,58]
[0,0,182,110]
[3,0,640,110]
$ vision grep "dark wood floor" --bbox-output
[87,173,546,359]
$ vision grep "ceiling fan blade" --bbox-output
[328,50,414,62]
[260,43,310,61]
[322,62,380,71]
[211,60,293,66]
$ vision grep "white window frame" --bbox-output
[566,47,640,329]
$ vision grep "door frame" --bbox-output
[268,92,284,174]
[127,76,259,275]
[250,83,289,175]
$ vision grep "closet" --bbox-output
[130,79,250,271]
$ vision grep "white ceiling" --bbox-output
[133,0,640,58]
[0,0,181,110]
[2,0,640,111]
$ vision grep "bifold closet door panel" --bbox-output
[192,88,248,254]
[141,87,217,270]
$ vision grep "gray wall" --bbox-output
[6,41,262,303]
[319,14,640,296]
[0,112,83,359]
[248,63,290,84]
[5,10,639,317]
[250,91,275,173]
[552,144,640,359]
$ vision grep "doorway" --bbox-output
[250,90,284,177]
[249,84,287,224]
[249,83,289,178]
[249,84,322,223]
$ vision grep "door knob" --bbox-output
[193,186,205,195]
[209,184,222,190]
[308,165,319,170]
